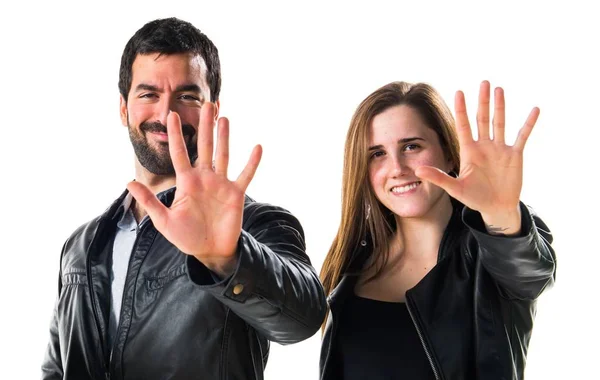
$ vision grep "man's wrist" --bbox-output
[195,255,239,280]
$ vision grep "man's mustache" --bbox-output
[140,121,195,139]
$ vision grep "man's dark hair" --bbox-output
[118,17,221,102]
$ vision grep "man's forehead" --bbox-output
[131,53,207,77]
[134,51,205,63]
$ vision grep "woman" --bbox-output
[319,81,556,379]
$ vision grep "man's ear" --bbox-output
[213,100,220,121]
[119,95,128,127]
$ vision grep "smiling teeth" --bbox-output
[391,182,420,194]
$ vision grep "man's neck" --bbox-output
[134,165,176,195]
[131,199,147,224]
[131,165,176,223]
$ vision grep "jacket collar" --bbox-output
[100,185,177,222]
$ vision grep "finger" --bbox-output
[214,117,230,176]
[492,87,506,144]
[197,103,216,170]
[476,80,491,140]
[167,112,191,173]
[513,107,540,151]
[415,166,463,200]
[126,181,169,229]
[166,111,192,173]
[454,90,474,145]
[236,144,263,191]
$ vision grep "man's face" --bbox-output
[120,52,215,175]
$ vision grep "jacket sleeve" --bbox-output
[41,270,64,379]
[462,201,556,300]
[185,201,327,344]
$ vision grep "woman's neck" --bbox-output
[391,195,454,260]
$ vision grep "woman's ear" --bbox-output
[446,157,457,177]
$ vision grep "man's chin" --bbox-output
[144,165,176,176]
[137,154,175,176]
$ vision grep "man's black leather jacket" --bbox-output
[42,188,327,380]
[320,201,556,380]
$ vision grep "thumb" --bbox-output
[415,166,460,197]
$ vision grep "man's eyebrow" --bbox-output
[134,83,160,92]
[175,84,202,93]
[368,137,425,150]
[133,84,203,93]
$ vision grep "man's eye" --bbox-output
[140,93,157,99]
[179,94,200,101]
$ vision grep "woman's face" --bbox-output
[368,105,452,220]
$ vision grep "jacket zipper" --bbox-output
[406,296,441,380]
[86,219,111,380]
[247,322,263,380]
[320,307,335,380]
[404,206,455,380]
[108,217,152,379]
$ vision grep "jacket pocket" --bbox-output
[144,263,187,291]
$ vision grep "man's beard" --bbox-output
[129,120,198,175]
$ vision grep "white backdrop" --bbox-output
[1,0,597,378]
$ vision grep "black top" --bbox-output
[335,295,436,380]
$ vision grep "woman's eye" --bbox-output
[370,151,385,159]
[404,144,420,152]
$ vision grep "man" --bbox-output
[42,17,327,380]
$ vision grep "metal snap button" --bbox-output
[233,283,244,295]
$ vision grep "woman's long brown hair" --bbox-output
[320,82,460,326]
